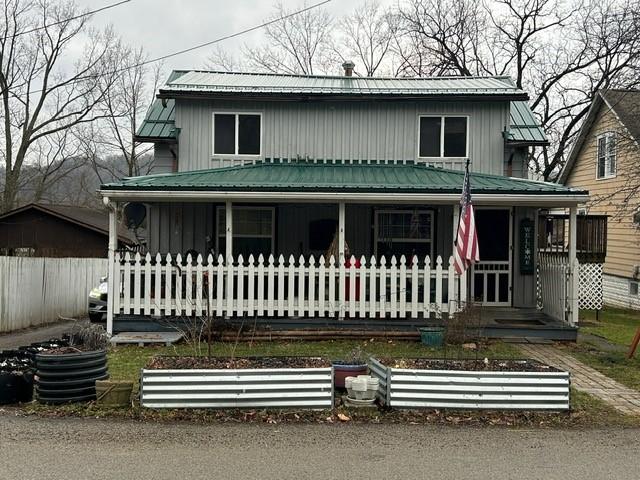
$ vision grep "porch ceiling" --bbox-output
[101,162,587,205]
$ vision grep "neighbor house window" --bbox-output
[596,132,616,179]
[216,206,274,258]
[213,113,261,156]
[374,209,434,260]
[418,116,468,158]
[630,281,639,296]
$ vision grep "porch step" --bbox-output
[110,331,184,346]
[113,310,578,342]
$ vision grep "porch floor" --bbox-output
[113,308,577,342]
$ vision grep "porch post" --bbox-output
[568,205,579,325]
[338,202,346,261]
[106,199,117,336]
[225,200,233,258]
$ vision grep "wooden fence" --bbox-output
[0,256,107,333]
[112,253,465,320]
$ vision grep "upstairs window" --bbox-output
[419,116,468,158]
[596,132,616,179]
[213,113,261,156]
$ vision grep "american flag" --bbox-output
[454,161,479,275]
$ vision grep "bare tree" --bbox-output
[205,45,244,72]
[241,1,337,75]
[397,0,640,179]
[396,0,489,77]
[0,0,122,213]
[335,0,398,77]
[91,46,162,178]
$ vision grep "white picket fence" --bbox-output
[112,253,465,319]
[0,256,107,333]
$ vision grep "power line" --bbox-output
[11,0,132,38]
[112,0,332,74]
[26,0,332,94]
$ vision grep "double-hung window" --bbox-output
[418,116,468,158]
[374,209,434,260]
[596,132,616,179]
[216,206,274,258]
[213,113,261,156]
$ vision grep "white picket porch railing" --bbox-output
[112,253,465,320]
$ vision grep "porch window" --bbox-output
[374,209,434,260]
[418,116,468,158]
[213,113,261,156]
[596,132,616,179]
[216,207,274,257]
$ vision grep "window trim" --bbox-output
[417,115,470,159]
[595,131,617,180]
[215,206,275,256]
[373,208,435,259]
[212,112,263,158]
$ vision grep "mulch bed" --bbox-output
[380,358,560,372]
[148,356,331,370]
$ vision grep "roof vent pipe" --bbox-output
[342,61,355,77]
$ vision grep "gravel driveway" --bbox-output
[1,413,639,480]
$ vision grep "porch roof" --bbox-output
[101,162,588,204]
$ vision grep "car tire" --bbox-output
[88,312,104,323]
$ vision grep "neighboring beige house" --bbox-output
[560,89,640,309]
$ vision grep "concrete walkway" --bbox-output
[519,344,640,416]
[0,320,84,350]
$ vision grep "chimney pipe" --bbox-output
[342,60,355,77]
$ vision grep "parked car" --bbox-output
[88,276,108,322]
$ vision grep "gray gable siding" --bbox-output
[174,99,510,175]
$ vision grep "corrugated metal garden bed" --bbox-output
[369,357,570,411]
[141,356,333,410]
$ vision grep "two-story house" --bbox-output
[560,89,640,310]
[100,65,588,338]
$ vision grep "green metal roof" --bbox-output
[135,71,187,141]
[135,98,176,140]
[102,161,585,196]
[158,71,528,100]
[506,101,548,145]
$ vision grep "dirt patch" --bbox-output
[148,356,331,370]
[380,358,560,372]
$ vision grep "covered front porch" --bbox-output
[100,161,589,338]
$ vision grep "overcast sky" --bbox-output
[79,0,395,76]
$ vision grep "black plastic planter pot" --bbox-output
[35,350,109,404]
[0,350,34,404]
[0,371,34,404]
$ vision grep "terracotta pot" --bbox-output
[332,362,368,389]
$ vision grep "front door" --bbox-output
[471,208,512,306]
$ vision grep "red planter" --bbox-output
[332,362,368,389]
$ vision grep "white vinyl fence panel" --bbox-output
[113,253,464,320]
[538,253,569,324]
[0,257,107,332]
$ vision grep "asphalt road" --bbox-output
[2,413,640,480]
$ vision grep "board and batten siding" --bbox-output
[174,99,510,175]
[146,203,454,260]
[150,143,176,174]
[564,106,640,280]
